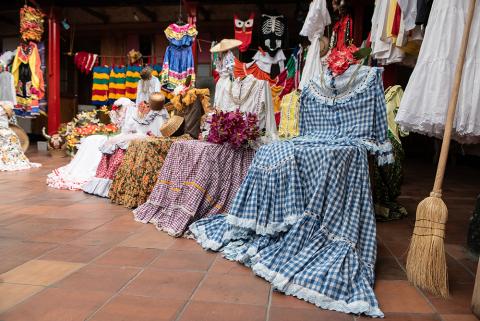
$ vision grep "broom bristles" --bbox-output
[406,195,449,298]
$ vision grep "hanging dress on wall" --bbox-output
[395,0,480,144]
[11,42,44,117]
[160,23,198,92]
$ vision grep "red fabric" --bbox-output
[95,149,127,179]
[391,4,402,37]
[234,12,255,52]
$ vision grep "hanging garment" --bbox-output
[248,50,286,76]
[0,71,17,105]
[299,0,331,90]
[74,51,98,74]
[0,102,40,171]
[278,90,300,138]
[11,42,44,117]
[125,65,142,101]
[190,65,391,318]
[234,13,255,52]
[260,14,288,55]
[214,74,278,142]
[396,0,480,144]
[373,85,408,221]
[213,50,235,107]
[91,66,111,106]
[108,66,127,104]
[160,23,198,91]
[416,0,433,25]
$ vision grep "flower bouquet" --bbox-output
[206,109,261,149]
[58,107,118,156]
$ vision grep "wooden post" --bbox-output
[47,8,61,134]
[472,262,480,317]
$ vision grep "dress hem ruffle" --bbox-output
[82,177,112,198]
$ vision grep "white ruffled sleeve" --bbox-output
[299,0,331,42]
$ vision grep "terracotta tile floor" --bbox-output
[0,150,478,321]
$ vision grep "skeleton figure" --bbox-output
[260,14,287,54]
[234,13,255,52]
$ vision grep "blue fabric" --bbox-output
[190,65,392,318]
[161,35,195,91]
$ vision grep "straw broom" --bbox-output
[406,0,477,298]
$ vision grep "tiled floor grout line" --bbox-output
[84,243,165,321]
[173,253,219,321]
[378,235,441,316]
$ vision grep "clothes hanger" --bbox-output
[176,0,186,25]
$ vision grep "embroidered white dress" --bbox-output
[396,0,480,143]
[0,104,40,171]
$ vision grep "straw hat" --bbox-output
[127,49,142,64]
[160,115,184,137]
[149,92,165,111]
[9,124,29,152]
[210,39,243,53]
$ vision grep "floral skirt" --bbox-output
[108,135,191,208]
[133,140,255,237]
[83,148,126,198]
[0,127,40,171]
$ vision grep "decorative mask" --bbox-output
[234,13,255,52]
[260,14,287,55]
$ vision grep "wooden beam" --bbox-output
[136,5,157,22]
[80,7,109,23]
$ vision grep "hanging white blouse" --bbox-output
[299,0,331,90]
[397,0,418,32]
[247,50,286,74]
[216,74,278,142]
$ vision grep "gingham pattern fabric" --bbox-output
[133,140,254,237]
[190,66,390,317]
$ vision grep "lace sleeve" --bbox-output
[300,0,331,42]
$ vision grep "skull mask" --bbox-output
[260,14,287,55]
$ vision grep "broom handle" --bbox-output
[432,0,476,196]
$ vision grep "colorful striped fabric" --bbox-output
[108,66,127,104]
[91,66,111,106]
[125,65,142,101]
[152,64,162,79]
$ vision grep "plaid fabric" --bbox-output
[190,66,391,317]
[133,140,254,237]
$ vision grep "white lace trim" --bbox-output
[252,263,384,318]
[189,223,224,251]
[82,177,111,197]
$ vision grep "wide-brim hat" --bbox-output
[160,115,184,137]
[210,39,243,53]
[149,92,165,111]
[9,124,29,152]
[320,36,330,57]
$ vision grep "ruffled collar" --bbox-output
[133,110,163,125]
[165,23,198,40]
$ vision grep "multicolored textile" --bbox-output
[74,51,98,74]
[11,42,45,117]
[133,140,255,237]
[108,66,126,103]
[125,65,142,100]
[83,148,126,198]
[91,66,111,106]
[190,65,392,317]
[234,13,255,52]
[160,23,198,91]
[109,135,191,208]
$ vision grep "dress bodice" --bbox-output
[300,65,392,164]
[165,24,198,48]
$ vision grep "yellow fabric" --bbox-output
[386,0,398,42]
[92,72,110,80]
[384,85,408,143]
[92,94,109,101]
[278,90,300,138]
[11,44,44,101]
[271,85,284,114]
[171,88,212,114]
[92,83,109,90]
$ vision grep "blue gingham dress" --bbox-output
[190,65,392,318]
